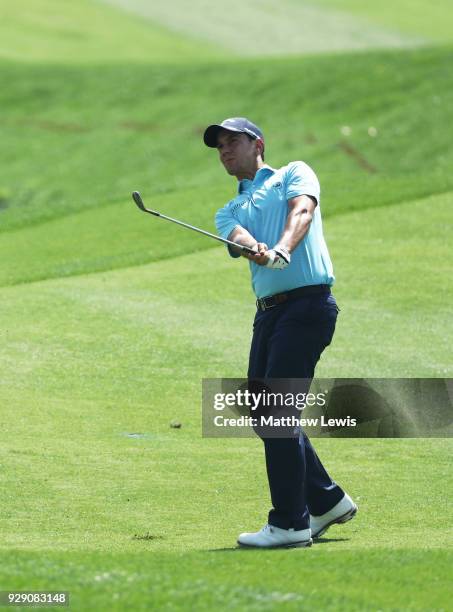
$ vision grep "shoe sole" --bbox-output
[312,505,358,539]
[237,538,313,549]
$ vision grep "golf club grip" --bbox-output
[240,245,257,256]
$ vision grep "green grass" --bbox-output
[317,0,453,42]
[1,46,452,234]
[2,547,451,610]
[0,196,451,608]
[101,0,424,55]
[5,0,452,62]
[0,193,452,378]
[1,3,452,609]
[0,0,223,64]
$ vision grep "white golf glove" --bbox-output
[266,245,291,270]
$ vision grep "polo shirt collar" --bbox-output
[238,164,276,194]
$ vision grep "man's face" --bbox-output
[216,129,260,178]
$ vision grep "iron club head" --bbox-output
[132,191,146,211]
[132,192,161,216]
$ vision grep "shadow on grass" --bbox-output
[206,537,349,552]
[313,537,350,544]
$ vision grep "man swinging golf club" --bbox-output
[204,117,357,548]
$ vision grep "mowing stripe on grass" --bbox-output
[0,548,451,610]
[0,190,451,299]
[101,0,425,56]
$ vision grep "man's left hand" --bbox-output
[243,242,270,266]
[245,244,291,269]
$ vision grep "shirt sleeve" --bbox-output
[215,200,242,259]
[284,161,320,203]
[215,199,241,239]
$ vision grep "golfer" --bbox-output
[204,117,357,548]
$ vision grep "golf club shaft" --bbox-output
[132,192,256,255]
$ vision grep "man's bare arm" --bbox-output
[228,226,258,251]
[277,194,317,253]
[227,226,269,264]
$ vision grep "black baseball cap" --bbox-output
[203,117,264,148]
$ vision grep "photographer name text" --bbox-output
[213,415,357,428]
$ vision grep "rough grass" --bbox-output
[1,46,452,233]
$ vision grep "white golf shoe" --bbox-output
[237,524,312,549]
[310,493,358,538]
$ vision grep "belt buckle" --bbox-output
[259,296,276,311]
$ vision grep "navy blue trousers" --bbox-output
[248,291,344,530]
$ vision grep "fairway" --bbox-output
[1,1,452,610]
[101,0,424,55]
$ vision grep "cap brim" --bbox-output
[203,124,243,147]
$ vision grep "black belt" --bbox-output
[256,284,331,311]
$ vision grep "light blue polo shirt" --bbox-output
[215,161,335,299]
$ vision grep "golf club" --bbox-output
[132,191,256,255]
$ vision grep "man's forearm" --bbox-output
[277,196,315,253]
[227,226,258,254]
[278,211,312,252]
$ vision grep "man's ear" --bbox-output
[256,139,264,159]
